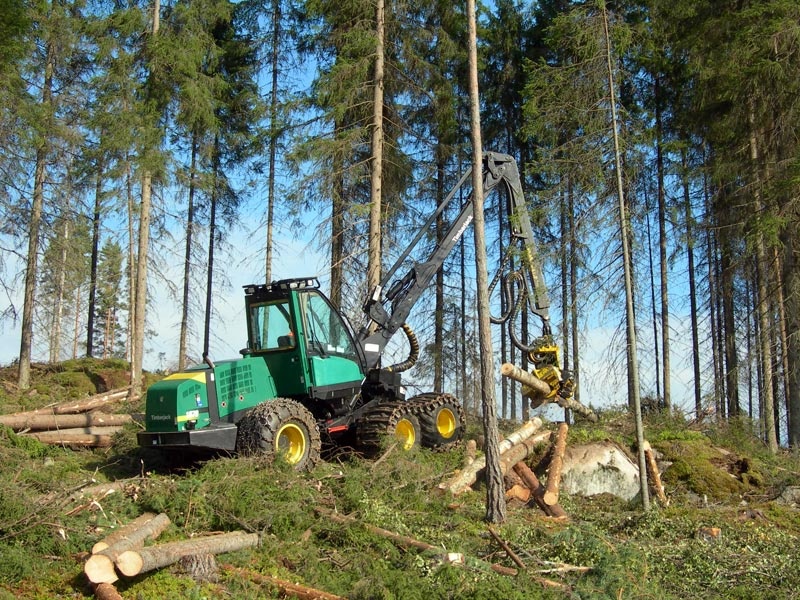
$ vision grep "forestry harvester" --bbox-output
[138,152,573,469]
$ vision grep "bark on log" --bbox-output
[543,423,569,506]
[642,440,668,505]
[513,462,568,519]
[23,428,121,447]
[85,513,172,584]
[498,431,553,474]
[222,565,345,600]
[0,412,132,431]
[500,363,598,422]
[463,439,477,467]
[91,582,124,600]
[91,512,162,554]
[439,418,543,495]
[116,531,260,577]
[500,363,550,398]
[23,426,122,447]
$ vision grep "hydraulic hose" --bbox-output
[386,323,419,373]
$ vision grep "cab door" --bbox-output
[298,291,365,393]
[247,298,310,397]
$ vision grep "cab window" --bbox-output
[249,300,295,351]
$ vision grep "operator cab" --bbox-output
[243,278,366,414]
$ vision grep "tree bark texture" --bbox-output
[544,423,568,506]
[117,531,259,577]
[0,412,132,431]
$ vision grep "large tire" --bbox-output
[235,398,321,470]
[357,402,421,453]
[411,393,465,450]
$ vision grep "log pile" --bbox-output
[83,512,261,598]
[0,387,132,448]
[438,418,570,519]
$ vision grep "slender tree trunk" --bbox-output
[749,111,778,452]
[178,137,198,370]
[51,218,69,363]
[87,165,104,358]
[681,149,703,419]
[434,155,445,393]
[602,2,648,510]
[646,207,661,401]
[130,0,160,399]
[468,0,505,524]
[203,136,220,358]
[265,0,281,283]
[655,76,671,409]
[18,30,55,389]
[126,157,136,364]
[367,0,385,296]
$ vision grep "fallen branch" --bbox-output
[544,423,568,506]
[222,565,345,600]
[487,526,526,570]
[315,507,519,577]
[116,531,260,577]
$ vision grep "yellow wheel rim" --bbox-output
[276,423,307,464]
[437,408,456,439]
[395,418,417,451]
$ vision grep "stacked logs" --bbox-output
[438,418,570,519]
[84,512,260,597]
[0,388,133,447]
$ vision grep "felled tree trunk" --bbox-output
[24,427,121,447]
[22,388,130,416]
[498,431,553,474]
[91,582,124,600]
[439,418,543,495]
[544,423,569,506]
[116,531,260,577]
[500,363,598,422]
[512,461,568,519]
[85,513,172,584]
[0,412,132,431]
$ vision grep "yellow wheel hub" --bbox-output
[276,423,307,464]
[437,408,456,439]
[395,418,417,451]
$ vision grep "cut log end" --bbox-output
[116,550,144,577]
[84,553,118,585]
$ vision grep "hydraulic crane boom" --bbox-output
[359,152,553,371]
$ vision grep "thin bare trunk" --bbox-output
[51,218,69,363]
[468,0,505,524]
[265,0,281,283]
[87,166,104,357]
[602,2,648,510]
[18,30,54,389]
[367,0,385,295]
[178,138,198,370]
[655,76,671,408]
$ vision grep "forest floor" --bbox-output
[1,358,799,599]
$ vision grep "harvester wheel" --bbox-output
[357,402,421,453]
[413,393,465,450]
[236,398,321,470]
